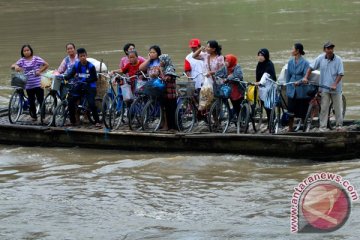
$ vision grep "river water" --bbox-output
[0,0,360,239]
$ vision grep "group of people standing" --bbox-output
[10,39,345,132]
[184,38,344,132]
[11,43,101,127]
[285,41,344,132]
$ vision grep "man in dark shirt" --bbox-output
[64,48,100,127]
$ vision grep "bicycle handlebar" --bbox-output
[183,72,207,80]
[98,72,136,84]
[263,77,334,91]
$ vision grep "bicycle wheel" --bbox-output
[293,118,302,132]
[142,99,163,132]
[269,106,281,134]
[85,98,102,124]
[112,97,126,130]
[175,97,196,132]
[327,94,346,130]
[303,103,320,132]
[237,103,250,134]
[253,100,264,132]
[40,91,58,126]
[208,99,230,133]
[8,90,23,124]
[128,96,147,131]
[53,101,69,127]
[95,98,103,123]
[102,93,113,129]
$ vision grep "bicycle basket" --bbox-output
[11,72,27,88]
[51,77,62,92]
[214,84,231,99]
[176,80,195,97]
[143,78,166,97]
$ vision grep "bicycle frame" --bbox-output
[236,80,263,133]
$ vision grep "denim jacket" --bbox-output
[215,65,243,81]
[286,57,312,99]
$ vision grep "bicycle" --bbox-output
[207,77,235,133]
[141,76,166,132]
[53,81,102,127]
[265,79,302,134]
[40,74,68,126]
[8,71,40,124]
[237,81,264,134]
[99,72,135,130]
[174,73,198,132]
[175,72,210,133]
[128,72,149,131]
[303,85,346,132]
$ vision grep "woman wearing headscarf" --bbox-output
[215,54,244,116]
[256,48,276,83]
[157,53,178,132]
[286,43,312,131]
[255,48,276,128]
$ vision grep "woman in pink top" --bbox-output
[57,43,78,75]
[192,40,225,79]
[119,43,145,69]
[11,44,49,121]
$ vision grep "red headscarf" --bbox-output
[225,54,238,74]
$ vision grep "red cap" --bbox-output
[189,38,201,48]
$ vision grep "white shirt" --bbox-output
[185,52,205,89]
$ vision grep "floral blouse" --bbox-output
[199,52,225,73]
[147,59,161,79]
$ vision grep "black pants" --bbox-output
[261,100,272,128]
[163,98,177,130]
[231,98,242,117]
[68,87,99,124]
[26,87,44,119]
[287,97,310,119]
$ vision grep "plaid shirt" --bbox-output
[165,76,177,99]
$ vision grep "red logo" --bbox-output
[301,183,351,232]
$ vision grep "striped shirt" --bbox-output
[16,56,46,89]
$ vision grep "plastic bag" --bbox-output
[259,73,273,103]
[41,70,55,89]
[277,64,287,85]
[136,79,147,93]
[121,82,134,101]
[214,84,231,99]
[143,78,165,97]
[87,58,108,72]
[264,84,277,109]
[199,76,214,111]
[246,85,258,103]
